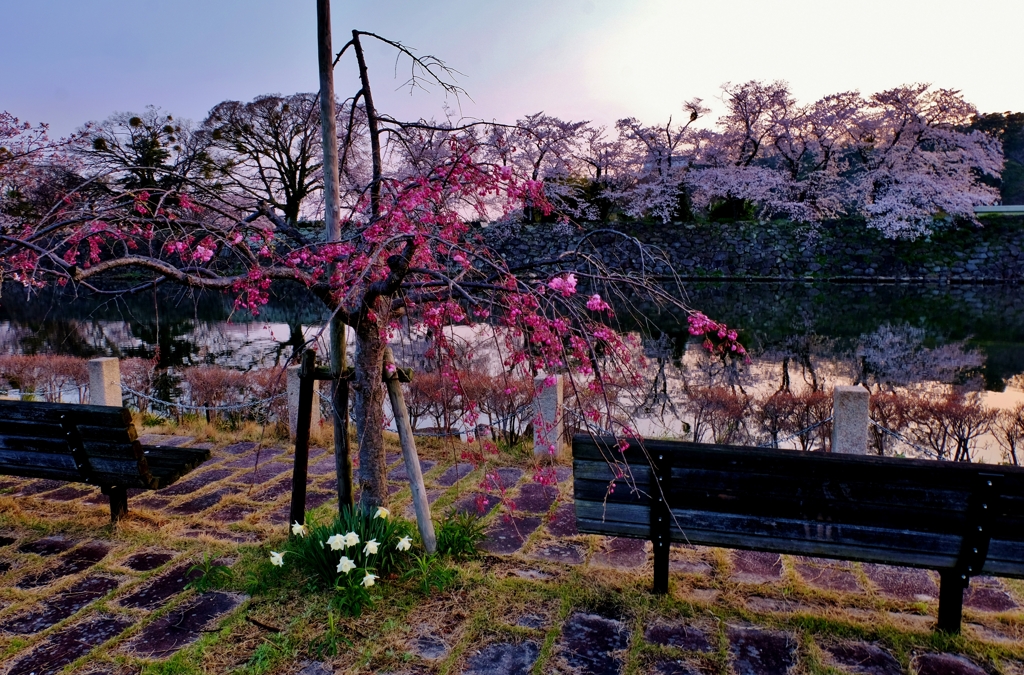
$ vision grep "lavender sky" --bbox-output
[3,0,1022,137]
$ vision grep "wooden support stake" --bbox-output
[289,350,316,534]
[383,347,436,553]
[334,377,354,509]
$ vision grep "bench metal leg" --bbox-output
[937,569,965,633]
[108,486,128,523]
[653,539,669,594]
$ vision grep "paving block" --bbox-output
[727,625,797,675]
[125,591,244,658]
[462,641,539,675]
[6,615,130,675]
[559,612,630,675]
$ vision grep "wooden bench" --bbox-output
[0,400,211,523]
[572,435,1024,633]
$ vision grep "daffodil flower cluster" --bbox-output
[270,506,414,594]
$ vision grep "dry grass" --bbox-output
[1,423,1022,675]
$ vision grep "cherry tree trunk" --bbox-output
[353,325,389,507]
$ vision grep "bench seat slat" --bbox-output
[985,541,1024,576]
[0,436,74,454]
[77,424,137,442]
[575,500,963,564]
[574,471,977,513]
[86,457,154,488]
[0,420,137,444]
[0,401,212,524]
[0,449,77,473]
[575,516,961,569]
[573,477,995,537]
[142,446,212,488]
[573,438,1006,483]
[80,441,144,460]
[0,400,130,426]
[574,461,990,512]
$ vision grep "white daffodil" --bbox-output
[361,572,377,588]
[269,551,285,567]
[342,531,360,547]
[291,521,308,537]
[396,536,412,552]
[336,556,356,574]
[363,539,379,555]
[326,533,346,551]
[375,506,390,519]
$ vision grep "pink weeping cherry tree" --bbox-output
[0,36,742,508]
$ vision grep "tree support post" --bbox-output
[289,350,316,535]
[333,371,353,510]
[383,347,436,553]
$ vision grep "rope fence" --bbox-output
[869,419,940,459]
[120,384,286,414]
[756,415,833,449]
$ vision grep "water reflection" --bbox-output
[1,281,1022,462]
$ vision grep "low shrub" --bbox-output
[435,510,486,558]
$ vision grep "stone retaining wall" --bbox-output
[486,216,1024,281]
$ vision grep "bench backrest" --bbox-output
[573,435,1024,578]
[0,400,155,489]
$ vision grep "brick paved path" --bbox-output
[1,435,1022,674]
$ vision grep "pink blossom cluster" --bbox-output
[687,312,747,358]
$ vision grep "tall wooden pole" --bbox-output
[317,0,353,509]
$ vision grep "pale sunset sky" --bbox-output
[2,0,1022,136]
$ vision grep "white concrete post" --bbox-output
[533,373,564,458]
[287,365,321,441]
[88,357,123,407]
[831,385,869,455]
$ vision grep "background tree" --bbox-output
[203,93,325,225]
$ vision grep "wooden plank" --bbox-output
[0,400,130,427]
[574,500,965,560]
[0,434,141,464]
[87,458,152,488]
[575,458,983,515]
[0,465,80,482]
[0,419,66,439]
[573,436,1024,483]
[985,540,1024,577]
[142,446,210,488]
[0,449,77,473]
[0,436,72,454]
[573,461,652,484]
[574,484,973,537]
[667,487,971,531]
[81,440,143,460]
[78,424,137,443]
[575,450,1024,541]
[576,517,649,539]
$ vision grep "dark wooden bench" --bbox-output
[572,435,1024,633]
[0,400,211,522]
